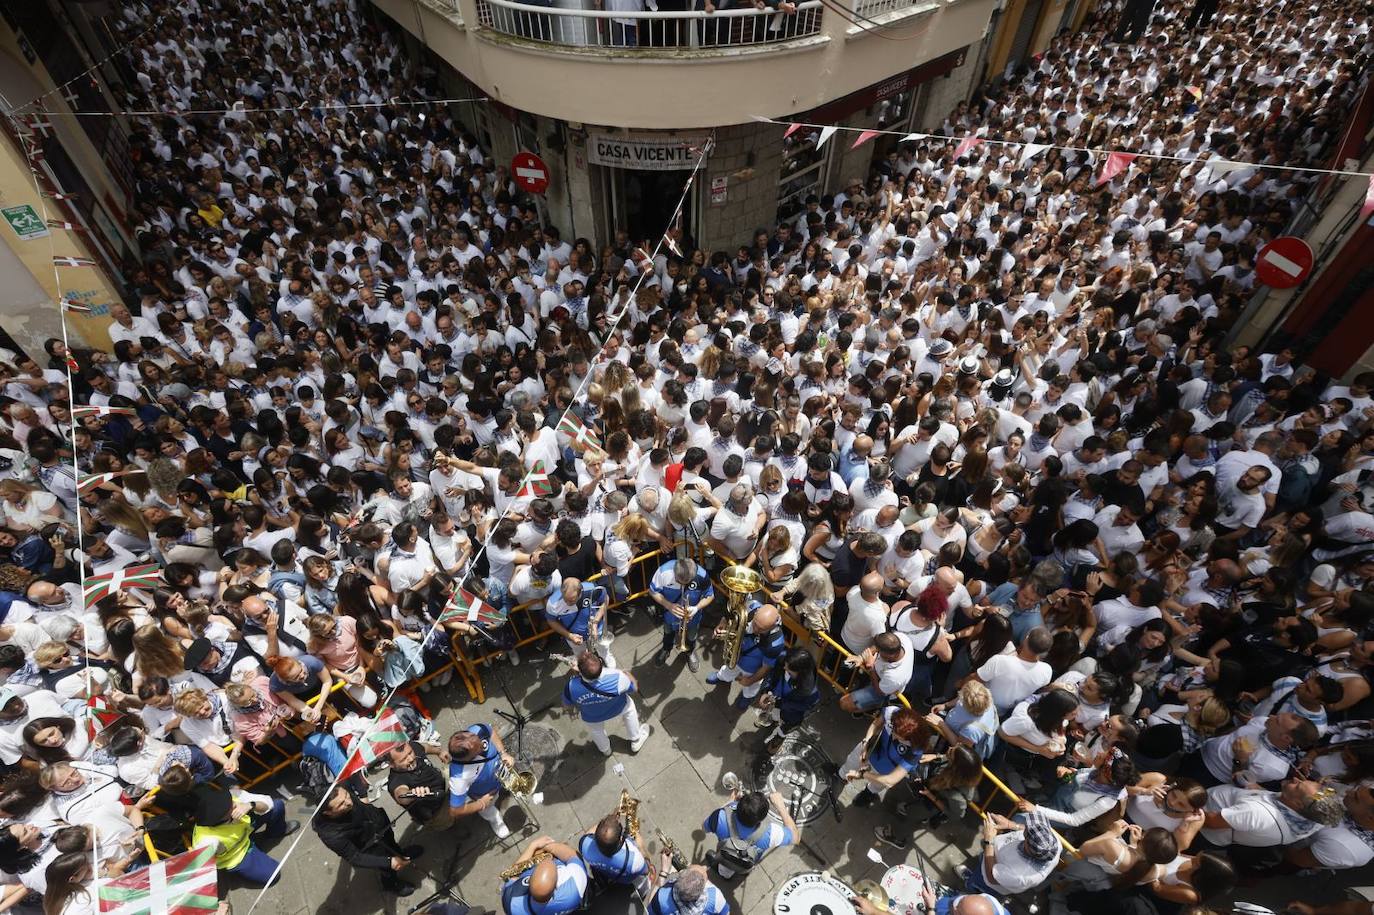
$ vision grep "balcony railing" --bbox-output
[475,0,824,50]
[852,0,923,15]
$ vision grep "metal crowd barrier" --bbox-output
[451,542,673,702]
[772,604,1079,856]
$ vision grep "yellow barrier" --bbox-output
[770,601,1078,856]
[452,542,677,703]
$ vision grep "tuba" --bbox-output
[496,758,538,799]
[717,564,762,669]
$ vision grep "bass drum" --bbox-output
[774,871,854,915]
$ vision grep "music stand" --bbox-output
[404,826,472,915]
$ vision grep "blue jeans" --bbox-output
[845,684,888,711]
[963,855,995,895]
[662,613,702,652]
[227,799,289,886]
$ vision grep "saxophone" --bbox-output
[619,789,641,843]
[498,850,552,882]
[717,564,762,669]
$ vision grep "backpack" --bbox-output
[717,812,767,873]
[297,754,336,804]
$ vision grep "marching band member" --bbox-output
[648,864,728,915]
[841,706,930,809]
[545,577,617,668]
[706,603,786,710]
[650,556,715,670]
[562,650,652,756]
[702,787,798,879]
[500,835,589,915]
[578,808,651,890]
[448,724,514,839]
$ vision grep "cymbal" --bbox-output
[853,879,890,911]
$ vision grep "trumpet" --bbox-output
[496,758,539,799]
[674,603,691,654]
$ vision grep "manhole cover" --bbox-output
[747,728,835,824]
[499,723,566,776]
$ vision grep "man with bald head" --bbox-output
[840,572,890,655]
[500,835,588,915]
[707,603,786,710]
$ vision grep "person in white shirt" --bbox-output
[972,627,1053,715]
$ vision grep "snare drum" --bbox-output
[881,863,929,915]
[774,872,854,915]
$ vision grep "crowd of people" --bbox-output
[0,0,1371,911]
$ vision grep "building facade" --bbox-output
[370,0,993,253]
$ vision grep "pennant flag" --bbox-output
[783,123,803,139]
[65,355,80,372]
[78,471,127,495]
[72,405,136,418]
[899,133,927,143]
[1362,174,1374,222]
[1185,86,1203,102]
[439,588,504,629]
[517,461,556,498]
[61,298,93,314]
[46,220,81,230]
[851,130,881,150]
[953,135,983,160]
[338,708,409,780]
[1096,151,1137,186]
[97,842,218,915]
[82,562,162,606]
[43,192,76,200]
[815,126,837,149]
[557,412,603,454]
[1019,143,1050,165]
[53,255,97,267]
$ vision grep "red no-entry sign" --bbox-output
[1255,236,1314,289]
[511,151,549,195]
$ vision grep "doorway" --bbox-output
[622,169,693,246]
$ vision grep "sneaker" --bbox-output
[280,820,301,838]
[655,648,671,667]
[722,771,741,793]
[687,650,700,672]
[874,825,908,850]
[600,743,613,757]
[954,864,972,885]
[630,724,653,753]
[706,672,722,685]
[493,820,511,840]
[381,878,417,897]
[507,649,521,666]
[853,788,878,808]
[927,812,949,829]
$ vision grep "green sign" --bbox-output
[1,204,49,240]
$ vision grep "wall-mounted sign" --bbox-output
[2,204,49,240]
[710,176,728,205]
[587,132,708,171]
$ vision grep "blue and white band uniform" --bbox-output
[501,857,589,915]
[703,800,795,877]
[547,583,607,640]
[447,723,509,835]
[651,561,715,631]
[578,833,649,884]
[562,669,644,754]
[842,706,920,793]
[648,880,729,915]
[711,602,786,698]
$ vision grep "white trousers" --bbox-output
[566,636,617,669]
[713,665,763,698]
[584,702,643,754]
[477,796,510,838]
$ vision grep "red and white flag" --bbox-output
[1096,151,1137,186]
[98,843,218,915]
[557,412,603,455]
[72,405,136,418]
[783,123,804,139]
[77,471,128,495]
[53,255,97,267]
[440,587,503,628]
[517,460,556,498]
[953,135,984,160]
[83,562,162,606]
[338,708,410,781]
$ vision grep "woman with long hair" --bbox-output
[1125,773,1208,850]
[41,851,95,915]
[999,687,1080,793]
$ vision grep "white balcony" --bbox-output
[475,0,826,52]
[371,0,994,128]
